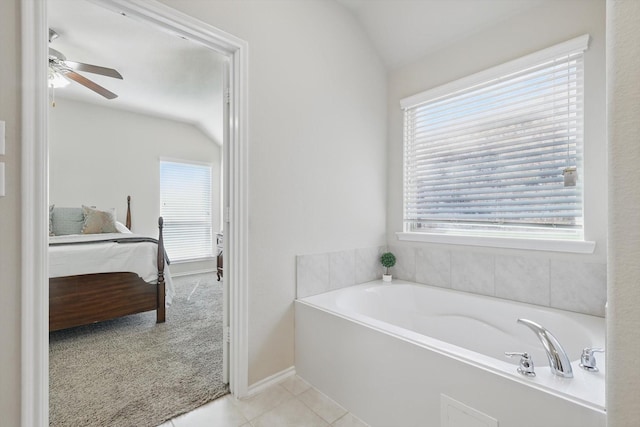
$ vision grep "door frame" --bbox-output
[21,1,250,425]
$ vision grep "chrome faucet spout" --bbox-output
[517,318,573,378]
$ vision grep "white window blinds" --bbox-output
[160,160,214,262]
[402,36,589,240]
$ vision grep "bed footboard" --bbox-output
[50,272,158,331]
[49,212,168,331]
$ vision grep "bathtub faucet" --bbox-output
[517,318,573,378]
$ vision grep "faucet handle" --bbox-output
[505,352,536,377]
[580,347,605,372]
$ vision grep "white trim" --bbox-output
[400,34,590,109]
[90,1,251,398]
[96,0,252,400]
[21,2,250,425]
[87,0,239,55]
[159,156,214,168]
[396,232,596,254]
[245,366,296,398]
[228,27,250,398]
[221,44,231,386]
[169,268,216,278]
[21,1,49,425]
[170,257,217,265]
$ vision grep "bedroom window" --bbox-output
[401,35,589,244]
[160,159,214,262]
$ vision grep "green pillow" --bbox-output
[52,207,84,236]
[49,204,55,236]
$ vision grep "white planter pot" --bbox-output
[382,274,392,282]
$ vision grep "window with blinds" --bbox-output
[402,36,589,240]
[160,160,214,262]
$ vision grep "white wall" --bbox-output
[606,0,640,424]
[0,0,22,425]
[386,0,607,315]
[159,0,388,384]
[49,98,222,273]
[11,2,636,425]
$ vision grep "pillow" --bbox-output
[82,205,118,234]
[49,204,55,236]
[115,221,132,234]
[52,207,84,235]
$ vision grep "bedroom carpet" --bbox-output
[49,273,228,427]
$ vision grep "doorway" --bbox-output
[21,0,249,425]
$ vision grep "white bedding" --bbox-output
[49,233,175,305]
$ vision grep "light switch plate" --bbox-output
[0,121,5,155]
[0,162,5,197]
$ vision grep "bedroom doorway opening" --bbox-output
[22,0,250,424]
[46,0,231,422]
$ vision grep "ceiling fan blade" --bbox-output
[63,70,118,100]
[49,47,66,61]
[63,61,123,79]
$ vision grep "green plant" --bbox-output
[380,252,396,275]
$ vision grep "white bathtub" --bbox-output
[295,280,606,427]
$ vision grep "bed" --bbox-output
[49,196,174,331]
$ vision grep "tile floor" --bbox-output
[157,375,369,427]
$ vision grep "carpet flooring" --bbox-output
[49,273,228,427]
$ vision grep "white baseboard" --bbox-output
[245,366,296,398]
[170,268,216,278]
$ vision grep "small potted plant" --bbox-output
[380,252,396,282]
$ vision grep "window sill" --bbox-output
[396,232,596,254]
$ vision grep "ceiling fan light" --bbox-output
[48,69,70,88]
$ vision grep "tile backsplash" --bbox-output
[390,245,606,317]
[296,244,606,317]
[297,246,385,298]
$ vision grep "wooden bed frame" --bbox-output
[49,196,167,332]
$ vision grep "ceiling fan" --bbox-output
[48,28,123,100]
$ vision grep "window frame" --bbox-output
[159,158,216,263]
[398,35,595,253]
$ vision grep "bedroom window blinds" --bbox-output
[160,160,214,262]
[401,35,589,240]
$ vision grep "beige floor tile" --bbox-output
[332,413,369,427]
[230,384,295,420]
[279,375,312,396]
[299,387,347,424]
[250,398,329,427]
[163,379,367,427]
[171,395,249,427]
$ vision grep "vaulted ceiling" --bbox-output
[336,0,546,69]
[48,0,546,142]
[48,0,225,144]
